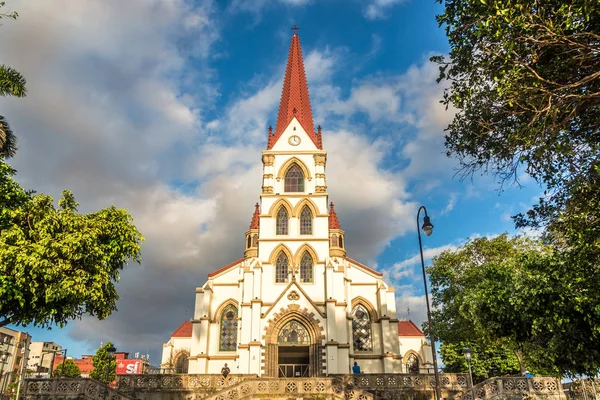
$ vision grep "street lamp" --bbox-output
[462,347,476,400]
[103,345,116,400]
[417,205,441,400]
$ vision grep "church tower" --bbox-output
[170,30,430,379]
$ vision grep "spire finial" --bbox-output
[329,202,341,229]
[318,125,322,134]
[249,203,260,229]
[291,24,300,34]
[268,125,273,134]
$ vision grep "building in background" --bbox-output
[53,352,152,378]
[397,320,434,373]
[0,327,31,394]
[27,342,62,376]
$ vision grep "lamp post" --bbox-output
[462,347,476,400]
[103,345,116,400]
[417,205,441,400]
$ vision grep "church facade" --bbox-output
[161,32,433,377]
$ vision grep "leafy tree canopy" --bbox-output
[0,161,144,328]
[90,342,116,383]
[429,234,600,377]
[433,0,600,242]
[440,342,520,383]
[53,359,81,378]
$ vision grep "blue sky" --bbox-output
[0,0,541,364]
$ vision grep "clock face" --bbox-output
[289,135,301,146]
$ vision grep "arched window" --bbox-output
[277,320,311,344]
[300,252,313,283]
[339,236,343,248]
[247,235,251,249]
[300,206,312,235]
[219,304,238,351]
[331,234,338,247]
[407,353,420,373]
[276,207,288,235]
[352,304,372,352]
[284,163,304,192]
[174,352,189,373]
[276,253,289,283]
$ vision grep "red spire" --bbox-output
[267,30,321,150]
[329,202,340,229]
[249,203,260,229]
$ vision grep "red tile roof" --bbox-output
[267,31,321,150]
[345,256,383,277]
[249,203,260,229]
[207,258,244,278]
[329,202,341,229]
[171,321,193,337]
[398,320,425,336]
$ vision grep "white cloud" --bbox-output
[364,0,407,20]
[440,193,458,215]
[384,244,457,281]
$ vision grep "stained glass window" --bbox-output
[174,352,189,373]
[352,304,372,351]
[300,206,312,235]
[277,320,311,344]
[276,207,288,235]
[219,305,238,351]
[407,353,419,373]
[284,164,304,192]
[276,253,289,283]
[300,252,313,283]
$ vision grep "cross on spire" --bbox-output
[291,24,300,34]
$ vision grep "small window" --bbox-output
[407,353,419,373]
[331,234,338,247]
[247,236,251,249]
[284,164,304,192]
[276,207,288,235]
[276,253,289,283]
[300,252,313,283]
[339,236,343,248]
[300,206,312,235]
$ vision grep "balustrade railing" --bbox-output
[454,376,563,400]
[115,373,256,392]
[330,373,471,392]
[22,378,133,400]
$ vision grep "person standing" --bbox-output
[221,363,230,378]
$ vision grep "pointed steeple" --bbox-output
[249,203,260,229]
[267,29,321,149]
[329,202,341,229]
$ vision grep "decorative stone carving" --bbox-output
[287,290,300,301]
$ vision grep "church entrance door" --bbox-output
[278,345,309,377]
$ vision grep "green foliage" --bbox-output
[0,3,26,159]
[429,234,600,376]
[0,161,144,328]
[90,342,116,383]
[433,0,600,244]
[53,359,81,378]
[440,342,520,383]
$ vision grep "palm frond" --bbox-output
[0,115,18,158]
[0,65,27,97]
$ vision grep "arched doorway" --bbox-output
[263,308,325,378]
[277,320,311,377]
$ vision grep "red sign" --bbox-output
[116,359,142,374]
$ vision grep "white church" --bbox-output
[161,31,433,378]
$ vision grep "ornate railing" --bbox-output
[454,377,563,400]
[203,377,374,400]
[331,373,470,392]
[22,378,133,400]
[115,374,256,392]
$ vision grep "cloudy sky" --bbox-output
[1,0,540,363]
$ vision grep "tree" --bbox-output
[90,342,116,383]
[53,359,81,378]
[440,342,520,383]
[0,161,144,328]
[432,1,600,245]
[0,2,27,158]
[428,234,600,376]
